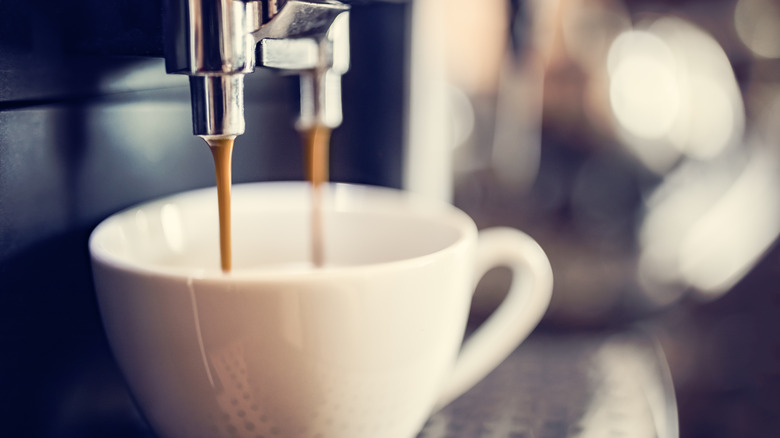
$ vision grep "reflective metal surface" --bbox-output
[422,332,678,438]
[164,0,352,137]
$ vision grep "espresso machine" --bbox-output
[0,1,423,436]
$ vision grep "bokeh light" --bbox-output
[607,18,744,173]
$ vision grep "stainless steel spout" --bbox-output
[164,0,350,139]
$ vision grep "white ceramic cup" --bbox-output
[90,182,552,438]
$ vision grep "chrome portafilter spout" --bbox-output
[255,1,350,131]
[163,0,351,139]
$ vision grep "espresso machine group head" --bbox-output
[164,0,351,140]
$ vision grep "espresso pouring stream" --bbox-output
[205,124,331,272]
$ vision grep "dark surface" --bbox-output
[652,242,780,438]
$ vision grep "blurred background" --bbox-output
[450,0,780,435]
[2,0,780,436]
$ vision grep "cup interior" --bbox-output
[89,182,474,276]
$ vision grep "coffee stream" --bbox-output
[206,137,235,272]
[205,126,330,272]
[302,124,331,268]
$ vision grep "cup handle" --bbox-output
[435,227,553,409]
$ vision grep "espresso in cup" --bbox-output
[90,182,552,438]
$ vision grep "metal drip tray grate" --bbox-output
[420,332,678,438]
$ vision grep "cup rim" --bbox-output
[89,181,478,281]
